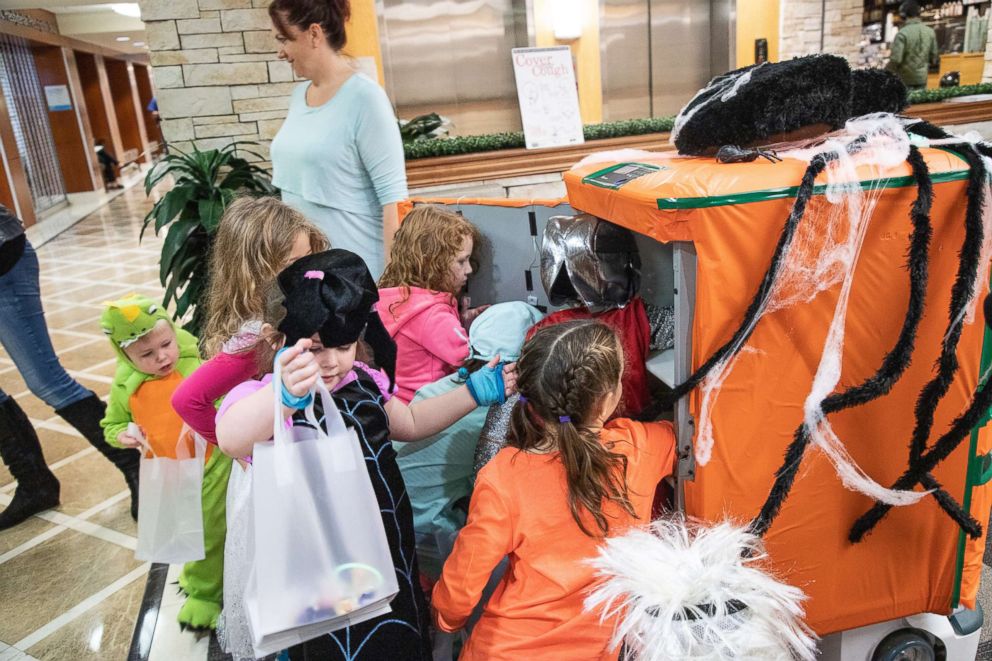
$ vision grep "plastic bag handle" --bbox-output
[271,352,351,486]
[304,374,349,438]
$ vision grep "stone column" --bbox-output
[779,0,862,66]
[139,0,294,163]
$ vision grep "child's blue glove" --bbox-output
[461,363,506,406]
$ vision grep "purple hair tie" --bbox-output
[304,270,324,280]
[559,415,571,423]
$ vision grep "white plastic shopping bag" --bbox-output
[245,362,399,655]
[134,425,206,564]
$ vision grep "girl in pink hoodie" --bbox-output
[378,205,485,403]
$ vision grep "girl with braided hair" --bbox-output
[431,320,676,660]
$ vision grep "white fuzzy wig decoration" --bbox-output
[585,517,817,661]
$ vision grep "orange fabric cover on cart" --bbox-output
[565,149,989,635]
[399,197,569,222]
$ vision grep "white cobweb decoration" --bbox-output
[694,113,934,507]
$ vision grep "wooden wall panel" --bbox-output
[0,143,17,213]
[75,53,111,147]
[0,83,35,226]
[62,48,102,190]
[30,43,92,193]
[125,62,150,163]
[104,58,141,166]
[133,64,161,151]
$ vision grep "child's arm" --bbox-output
[215,341,317,458]
[386,358,516,442]
[418,305,471,367]
[639,420,678,481]
[432,473,513,632]
[172,350,258,444]
[101,381,140,448]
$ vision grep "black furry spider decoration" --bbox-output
[670,57,992,543]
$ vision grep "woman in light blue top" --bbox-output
[268,0,407,279]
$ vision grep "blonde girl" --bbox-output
[169,195,325,641]
[431,320,678,660]
[377,205,485,402]
[174,195,326,435]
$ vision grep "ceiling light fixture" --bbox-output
[110,4,141,18]
[116,36,131,42]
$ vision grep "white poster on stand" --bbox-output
[511,46,584,150]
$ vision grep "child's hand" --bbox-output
[460,303,490,331]
[117,431,143,448]
[501,361,517,397]
[279,338,319,397]
[465,355,511,406]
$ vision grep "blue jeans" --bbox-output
[0,241,92,409]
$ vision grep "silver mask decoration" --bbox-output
[540,214,641,310]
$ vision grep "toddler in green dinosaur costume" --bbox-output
[99,294,232,630]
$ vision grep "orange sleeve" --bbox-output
[432,472,513,632]
[638,420,677,481]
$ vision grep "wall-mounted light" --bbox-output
[551,0,582,41]
[111,3,141,18]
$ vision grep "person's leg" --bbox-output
[0,388,60,529]
[177,450,232,629]
[0,241,140,516]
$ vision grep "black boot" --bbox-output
[56,393,140,520]
[0,398,60,530]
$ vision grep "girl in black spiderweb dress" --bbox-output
[215,249,514,660]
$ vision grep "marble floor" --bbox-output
[0,185,165,661]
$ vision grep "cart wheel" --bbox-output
[872,629,937,661]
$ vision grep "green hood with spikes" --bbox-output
[100,293,201,394]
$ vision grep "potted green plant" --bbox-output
[142,141,275,334]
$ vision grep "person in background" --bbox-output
[377,206,485,403]
[268,0,407,280]
[0,205,140,530]
[886,0,939,91]
[95,138,123,190]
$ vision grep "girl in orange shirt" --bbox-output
[432,320,677,660]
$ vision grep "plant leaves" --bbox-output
[153,184,196,235]
[198,196,225,233]
[145,141,273,329]
[162,252,199,308]
[159,219,200,283]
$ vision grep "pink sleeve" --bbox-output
[416,305,470,367]
[215,376,270,425]
[172,350,259,444]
